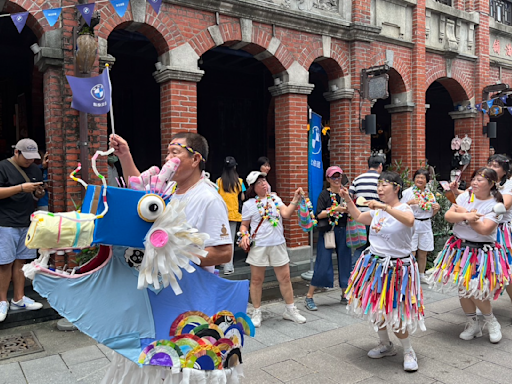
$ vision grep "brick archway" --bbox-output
[370,51,411,93]
[3,1,49,38]
[302,48,348,79]
[97,9,183,55]
[426,64,472,103]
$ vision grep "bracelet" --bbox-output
[20,184,23,192]
[291,201,299,206]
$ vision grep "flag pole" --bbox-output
[105,64,115,138]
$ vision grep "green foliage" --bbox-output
[75,246,99,266]
[388,160,453,267]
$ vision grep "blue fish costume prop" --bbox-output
[22,149,253,384]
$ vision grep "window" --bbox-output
[434,0,452,5]
[490,0,512,26]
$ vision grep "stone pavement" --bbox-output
[2,285,512,383]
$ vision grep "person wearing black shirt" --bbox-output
[0,139,44,322]
[304,166,351,311]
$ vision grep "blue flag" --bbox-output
[43,8,62,27]
[487,99,495,109]
[147,0,163,14]
[11,12,28,33]
[76,3,95,26]
[308,112,323,213]
[110,0,129,17]
[66,70,111,115]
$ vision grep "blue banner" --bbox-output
[147,0,163,14]
[76,3,95,26]
[66,69,111,115]
[43,8,61,27]
[110,0,129,18]
[11,12,28,33]
[308,112,323,213]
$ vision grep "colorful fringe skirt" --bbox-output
[427,236,511,301]
[497,223,512,264]
[345,250,426,334]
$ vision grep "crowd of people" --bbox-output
[3,133,512,377]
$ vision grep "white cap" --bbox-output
[246,171,267,186]
[15,138,40,159]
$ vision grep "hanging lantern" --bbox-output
[76,32,97,74]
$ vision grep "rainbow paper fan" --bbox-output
[225,347,242,368]
[214,338,235,361]
[191,323,224,344]
[169,311,210,336]
[138,340,181,367]
[224,323,245,347]
[234,312,256,337]
[184,345,223,370]
[211,310,236,332]
[170,334,206,356]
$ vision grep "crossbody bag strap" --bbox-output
[7,158,31,183]
[252,218,265,241]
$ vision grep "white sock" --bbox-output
[399,337,413,353]
[482,312,494,322]
[285,303,295,310]
[378,329,390,344]
[419,273,425,278]
[253,307,261,313]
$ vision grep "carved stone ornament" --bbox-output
[280,0,338,12]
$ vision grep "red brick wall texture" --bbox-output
[7,0,497,246]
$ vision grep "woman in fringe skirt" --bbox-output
[341,171,424,372]
[428,167,509,343]
[487,155,512,311]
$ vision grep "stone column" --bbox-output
[154,68,204,164]
[269,82,313,261]
[385,103,416,171]
[324,89,355,174]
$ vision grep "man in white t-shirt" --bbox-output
[109,133,232,270]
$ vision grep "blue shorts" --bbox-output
[0,226,36,265]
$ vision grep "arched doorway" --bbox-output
[0,14,43,159]
[197,46,274,183]
[490,102,512,157]
[107,29,161,172]
[426,81,457,180]
[371,97,392,166]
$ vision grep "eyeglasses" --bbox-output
[487,161,501,168]
[169,142,205,162]
[329,176,341,180]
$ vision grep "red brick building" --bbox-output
[1,0,511,261]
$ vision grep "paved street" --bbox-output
[2,285,512,383]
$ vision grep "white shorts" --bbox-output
[412,231,434,252]
[246,243,290,267]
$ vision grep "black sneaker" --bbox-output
[340,297,348,305]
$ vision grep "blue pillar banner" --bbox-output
[43,8,62,27]
[308,111,323,213]
[110,0,129,18]
[76,3,96,26]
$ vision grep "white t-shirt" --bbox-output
[172,180,233,271]
[453,191,499,243]
[401,187,436,233]
[242,195,285,247]
[499,179,512,224]
[368,203,414,258]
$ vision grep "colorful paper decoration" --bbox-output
[109,0,129,18]
[147,0,163,14]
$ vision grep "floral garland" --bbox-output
[412,186,436,211]
[329,191,342,226]
[255,194,281,226]
[303,196,318,226]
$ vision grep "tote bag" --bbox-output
[346,217,367,248]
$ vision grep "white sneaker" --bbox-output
[367,342,397,359]
[484,316,502,343]
[0,301,8,322]
[223,262,234,275]
[252,309,262,328]
[10,296,43,311]
[283,306,306,324]
[420,274,428,284]
[403,350,419,371]
[459,318,482,340]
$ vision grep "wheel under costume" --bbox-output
[22,150,254,384]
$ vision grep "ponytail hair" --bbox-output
[472,167,503,203]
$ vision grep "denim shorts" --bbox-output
[0,226,36,265]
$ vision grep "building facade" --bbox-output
[1,0,511,261]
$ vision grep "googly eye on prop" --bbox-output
[138,194,166,222]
